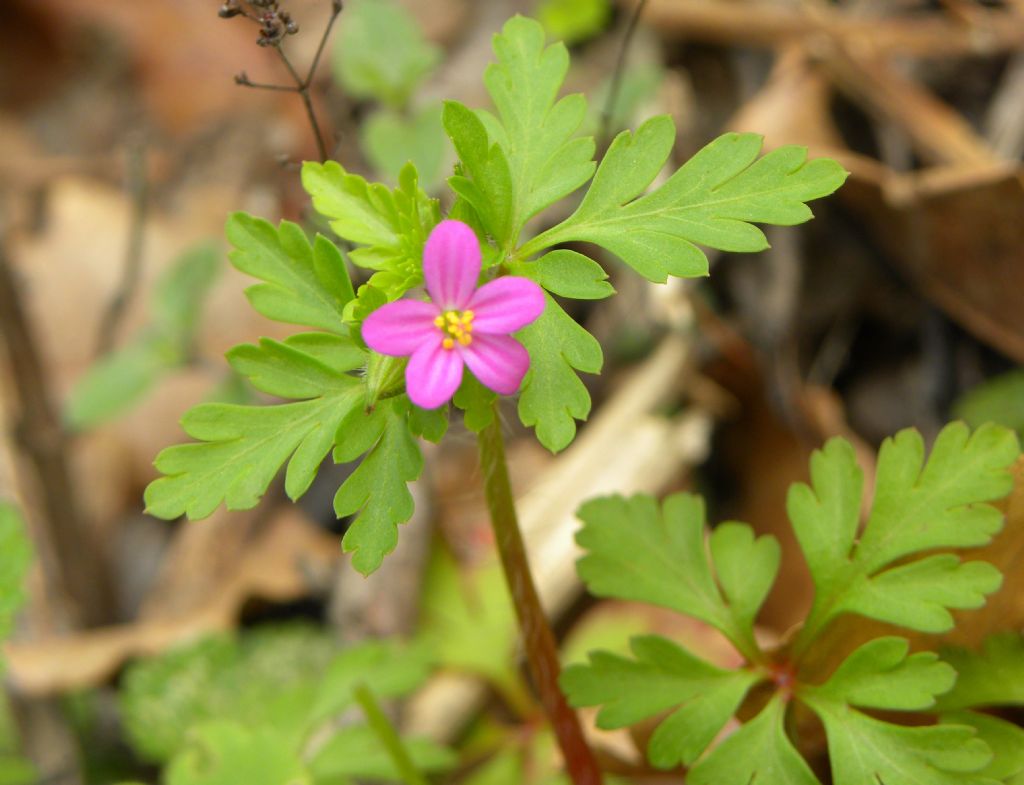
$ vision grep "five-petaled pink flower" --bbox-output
[362,220,546,409]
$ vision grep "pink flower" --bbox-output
[362,220,546,409]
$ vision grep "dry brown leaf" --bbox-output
[4,507,338,695]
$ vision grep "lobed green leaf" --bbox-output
[561,634,760,768]
[226,214,353,334]
[574,493,776,658]
[789,423,1019,644]
[334,399,424,575]
[516,293,602,452]
[686,695,820,785]
[519,119,847,281]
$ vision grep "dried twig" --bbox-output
[225,0,344,162]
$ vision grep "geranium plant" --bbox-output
[146,12,1024,784]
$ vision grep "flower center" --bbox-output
[434,309,474,350]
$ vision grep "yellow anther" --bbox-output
[436,309,475,349]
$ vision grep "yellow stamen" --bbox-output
[436,308,475,351]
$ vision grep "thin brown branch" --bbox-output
[0,234,113,628]
[600,0,650,150]
[95,137,147,357]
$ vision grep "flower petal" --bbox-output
[461,334,530,396]
[406,338,464,409]
[362,300,440,356]
[423,220,480,310]
[466,277,546,334]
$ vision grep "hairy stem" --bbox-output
[477,408,603,785]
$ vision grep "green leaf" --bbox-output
[67,243,220,429]
[0,503,32,669]
[954,368,1024,437]
[226,214,353,334]
[536,0,612,44]
[408,404,448,443]
[686,695,820,785]
[417,546,518,690]
[942,711,1024,781]
[517,293,602,452]
[66,334,176,429]
[519,119,847,281]
[362,105,447,189]
[789,423,1018,644]
[145,381,363,519]
[801,638,997,785]
[937,633,1024,710]
[152,243,221,341]
[165,722,310,785]
[308,726,456,784]
[308,640,431,727]
[510,250,614,300]
[452,373,497,433]
[335,398,424,575]
[331,0,440,109]
[807,637,956,711]
[226,336,364,399]
[574,493,777,658]
[120,626,339,762]
[479,16,595,243]
[443,101,515,245]
[302,161,439,303]
[561,635,761,768]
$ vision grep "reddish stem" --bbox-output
[477,409,603,785]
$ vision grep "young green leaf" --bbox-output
[478,16,595,243]
[152,243,221,342]
[67,243,219,429]
[0,503,32,668]
[334,398,424,575]
[509,250,614,300]
[536,0,612,44]
[331,0,440,110]
[518,118,847,281]
[226,336,363,399]
[936,633,1024,710]
[443,101,515,246]
[561,635,761,768]
[516,293,602,452]
[800,637,996,785]
[302,162,439,304]
[574,493,777,660]
[789,423,1018,646]
[66,335,177,429]
[226,214,353,334]
[362,105,448,189]
[686,695,820,785]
